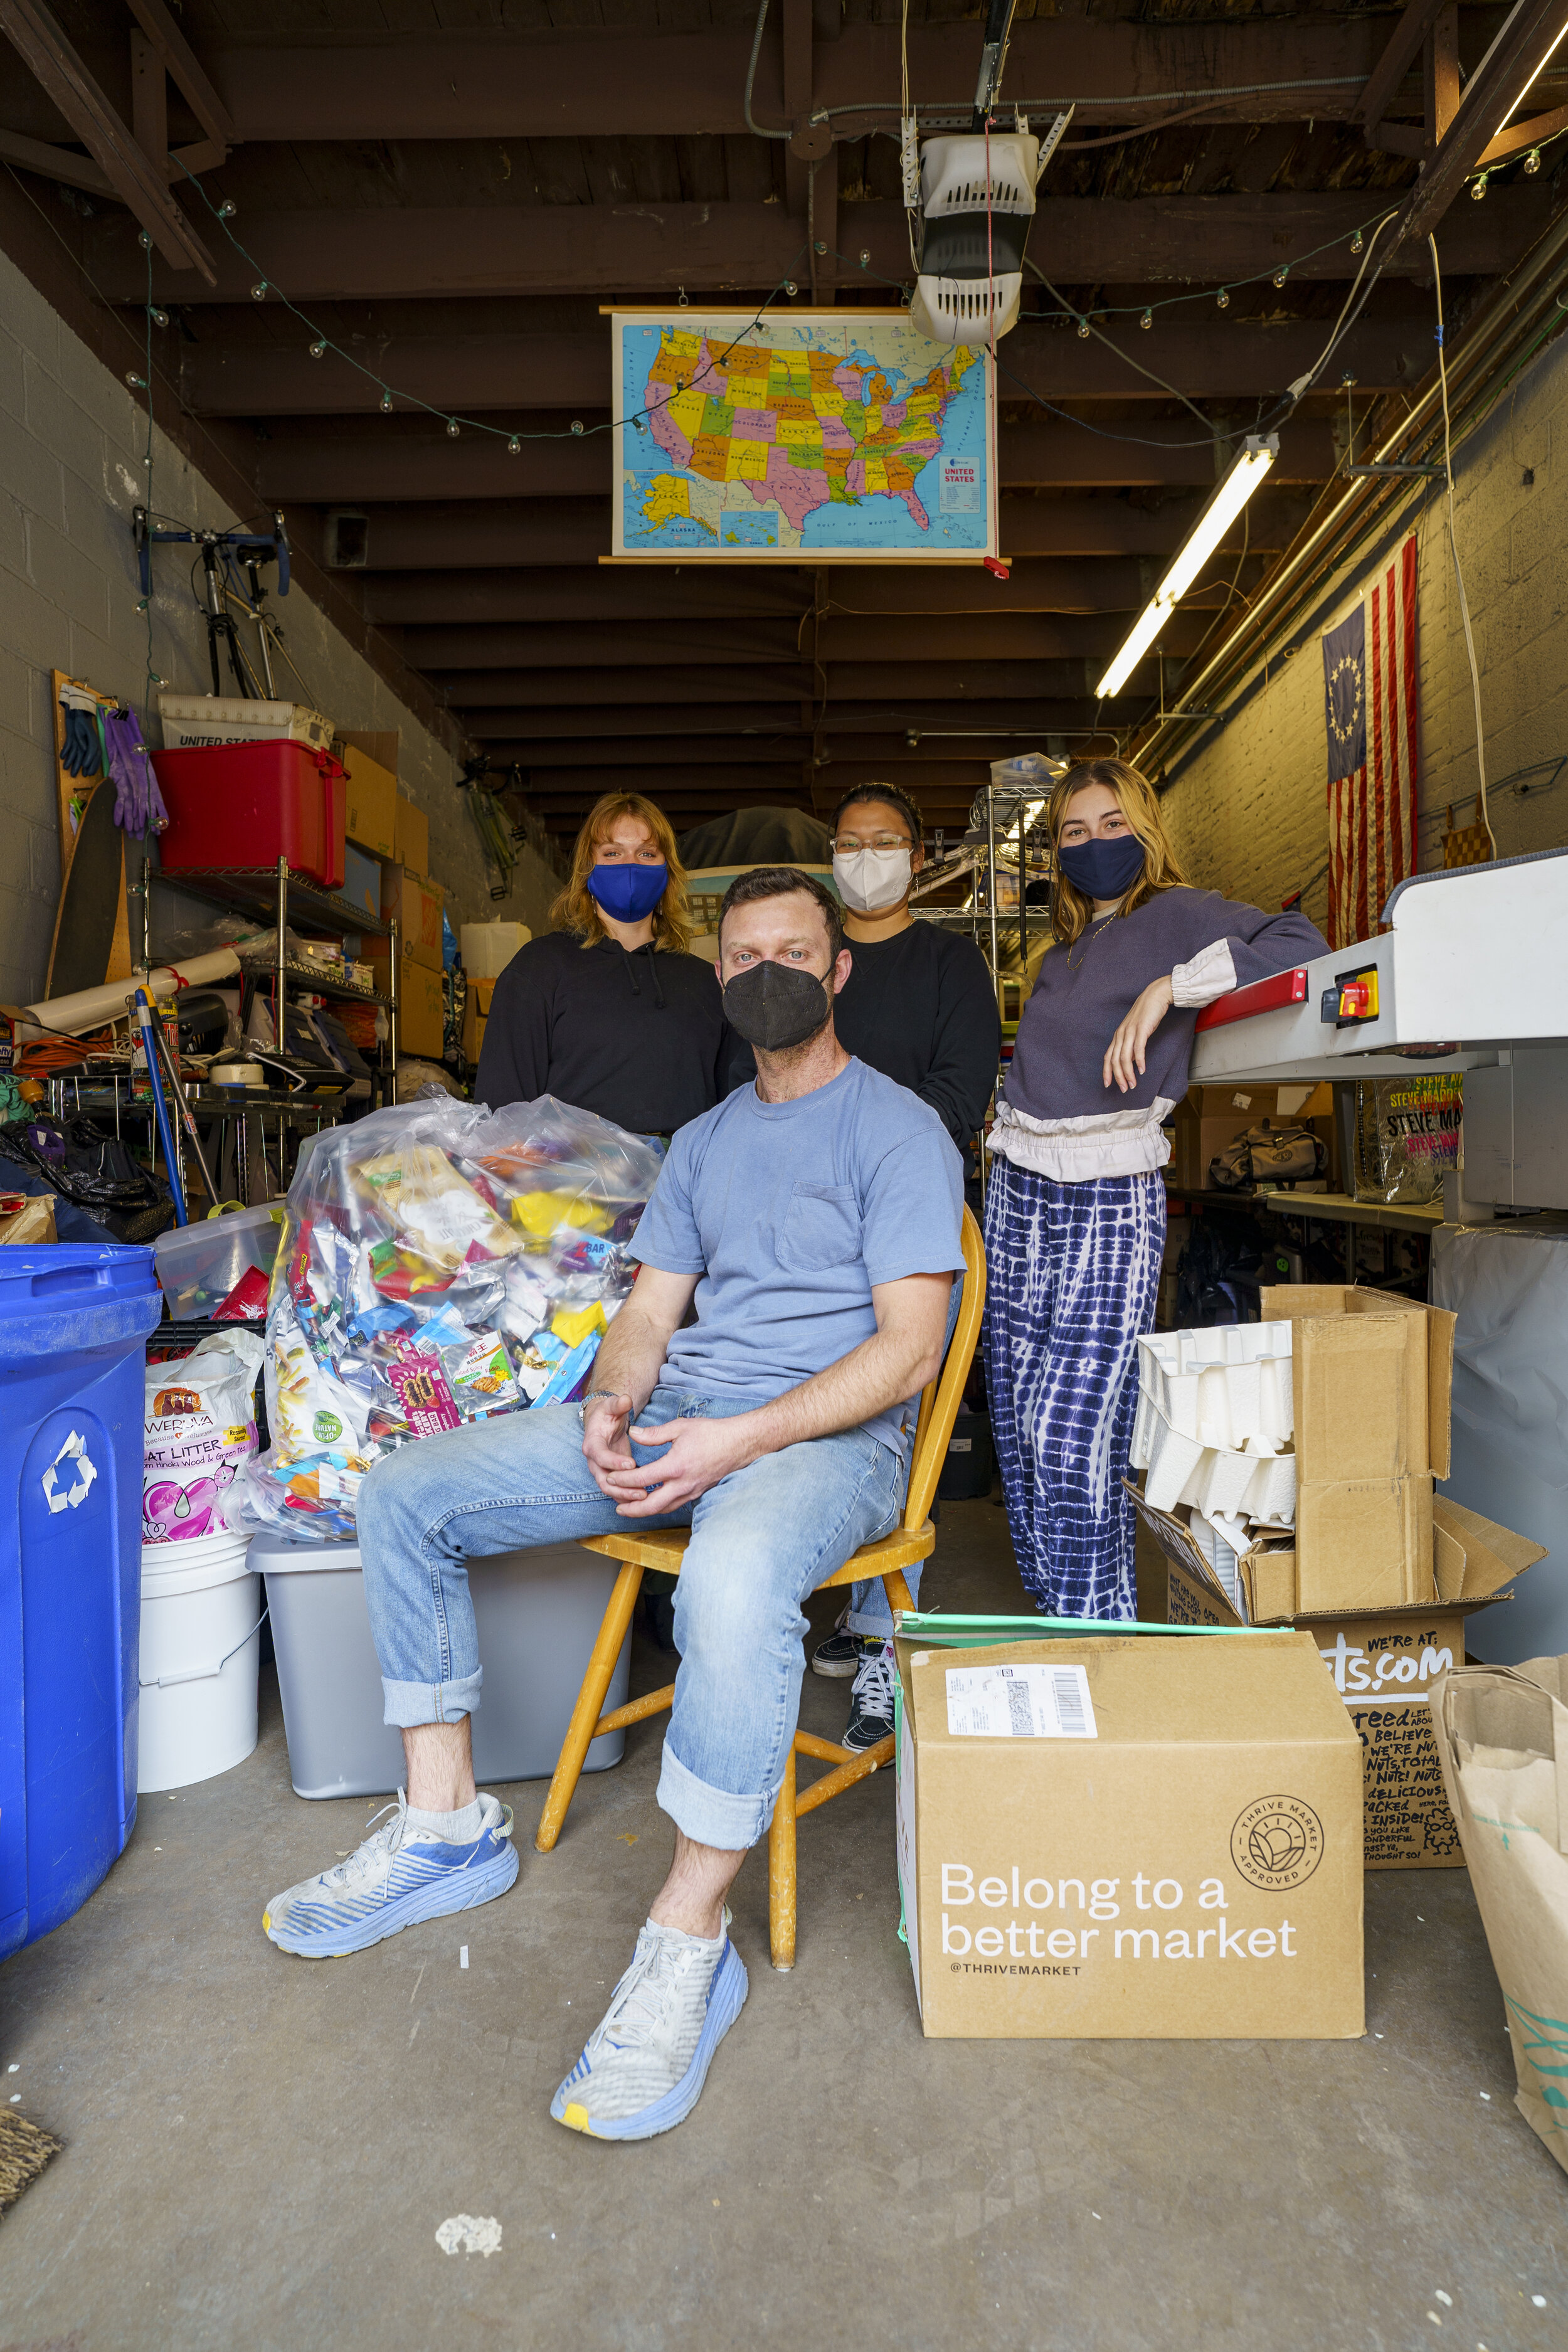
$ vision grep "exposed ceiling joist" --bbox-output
[1396,0,1568,241]
[413,612,1210,674]
[0,0,214,278]
[88,193,1549,305]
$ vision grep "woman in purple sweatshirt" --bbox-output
[985,757,1328,1619]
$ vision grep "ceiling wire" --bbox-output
[1025,260,1212,430]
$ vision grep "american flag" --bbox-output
[1322,533,1419,949]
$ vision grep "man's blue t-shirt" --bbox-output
[630,1057,965,1463]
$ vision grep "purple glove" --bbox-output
[103,707,169,837]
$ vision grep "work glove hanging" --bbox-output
[103,705,169,838]
[58,684,104,776]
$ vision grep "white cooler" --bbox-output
[252,1531,633,1799]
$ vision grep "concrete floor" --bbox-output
[1,1498,1564,2352]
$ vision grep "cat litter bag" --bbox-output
[144,1328,266,1544]
[240,1094,663,1541]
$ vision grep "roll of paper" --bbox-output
[20,948,243,1041]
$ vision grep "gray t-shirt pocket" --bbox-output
[778,1182,861,1271]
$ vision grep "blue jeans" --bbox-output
[355,1389,905,1851]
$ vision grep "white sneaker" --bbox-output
[550,1911,748,2141]
[263,1791,517,1958]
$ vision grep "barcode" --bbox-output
[1051,1670,1088,1737]
[1006,1680,1034,1736]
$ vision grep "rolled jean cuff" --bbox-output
[845,1562,922,1638]
[381,1668,483,1729]
[656,1739,779,1851]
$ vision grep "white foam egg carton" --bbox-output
[1136,1321,1293,1451]
[1131,1385,1297,1524]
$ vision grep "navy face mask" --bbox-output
[1057,832,1146,901]
[588,861,667,921]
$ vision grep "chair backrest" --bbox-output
[902,1203,987,1534]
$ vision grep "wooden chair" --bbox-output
[534,1204,987,1970]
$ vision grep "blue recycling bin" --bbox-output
[0,1243,164,1963]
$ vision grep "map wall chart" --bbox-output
[610,310,997,564]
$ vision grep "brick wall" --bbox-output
[0,248,557,1008]
[1160,324,1568,938]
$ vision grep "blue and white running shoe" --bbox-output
[263,1791,518,1959]
[551,1911,748,2140]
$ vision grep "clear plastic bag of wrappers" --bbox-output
[241,1095,664,1540]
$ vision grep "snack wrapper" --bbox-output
[241,1094,662,1541]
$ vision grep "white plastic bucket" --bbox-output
[137,1528,263,1793]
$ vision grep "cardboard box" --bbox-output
[368,943,445,1059]
[379,865,443,970]
[341,843,382,926]
[893,1629,1364,2037]
[460,921,529,979]
[1259,1283,1456,1614]
[341,743,398,861]
[1169,1081,1337,1194]
[1142,1486,1549,1869]
[395,792,428,878]
[462,974,495,1066]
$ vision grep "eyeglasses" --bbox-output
[831,834,911,855]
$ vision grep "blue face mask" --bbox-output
[1057,833,1146,902]
[588,861,667,922]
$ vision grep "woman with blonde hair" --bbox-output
[985,756,1327,1619]
[476,790,732,1136]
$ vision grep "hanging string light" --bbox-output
[1140,307,1153,329]
[1216,287,1231,309]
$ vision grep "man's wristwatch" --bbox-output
[578,1391,623,1425]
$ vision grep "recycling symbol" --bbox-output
[42,1428,98,1514]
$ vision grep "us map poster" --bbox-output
[610,309,999,564]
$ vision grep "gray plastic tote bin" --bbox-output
[252,1530,633,1799]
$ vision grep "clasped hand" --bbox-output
[1103,973,1174,1094]
[582,1395,755,1516]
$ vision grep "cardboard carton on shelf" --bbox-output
[379,866,444,970]
[1140,1483,1550,1869]
[462,973,495,1066]
[338,736,398,862]
[1169,1081,1338,1194]
[395,790,429,879]
[368,941,445,1059]
[893,1628,1364,2038]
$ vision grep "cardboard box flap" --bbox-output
[1431,1496,1549,1598]
[1426,1308,1456,1480]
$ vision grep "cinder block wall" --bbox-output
[1159,325,1568,935]
[0,248,558,1007]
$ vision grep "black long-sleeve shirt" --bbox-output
[475,931,731,1133]
[726,919,1000,1146]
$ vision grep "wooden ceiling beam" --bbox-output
[86,193,1550,305]
[173,315,1434,419]
[324,490,1315,571]
[1396,1,1568,245]
[413,611,1212,674]
[253,416,1333,505]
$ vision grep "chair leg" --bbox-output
[882,1567,916,1618]
[535,1561,644,1853]
[768,1741,798,1973]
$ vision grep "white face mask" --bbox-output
[833,844,913,915]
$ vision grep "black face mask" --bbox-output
[723,960,831,1052]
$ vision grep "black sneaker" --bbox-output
[810,1605,858,1680]
[842,1638,897,1754]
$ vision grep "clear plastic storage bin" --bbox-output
[152,1204,281,1320]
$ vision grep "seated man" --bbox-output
[262,866,964,2143]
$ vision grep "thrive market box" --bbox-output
[1140,1488,1549,1870]
[1259,1283,1456,1614]
[893,1628,1363,2039]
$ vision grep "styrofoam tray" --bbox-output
[1132,1385,1296,1523]
[1137,1322,1293,1451]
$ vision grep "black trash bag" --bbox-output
[0,1114,177,1243]
[1209,1118,1327,1193]
[1174,1210,1268,1328]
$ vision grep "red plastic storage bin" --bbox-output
[151,741,346,889]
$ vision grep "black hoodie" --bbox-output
[474,930,733,1133]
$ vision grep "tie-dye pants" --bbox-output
[983,1157,1165,1619]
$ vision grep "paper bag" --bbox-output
[1431,1656,1568,2175]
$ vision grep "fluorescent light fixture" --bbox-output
[1094,433,1279,700]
